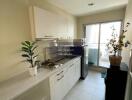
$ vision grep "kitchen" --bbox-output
[0,0,132,100]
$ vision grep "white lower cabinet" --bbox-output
[50,58,81,100]
[75,61,81,82]
[66,63,76,90]
[50,70,65,100]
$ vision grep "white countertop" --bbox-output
[0,56,80,100]
[0,68,53,100]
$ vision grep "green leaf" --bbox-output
[32,46,38,51]
[28,45,33,50]
[21,42,29,47]
[21,47,30,52]
[27,59,32,63]
[21,49,30,53]
[32,41,36,46]
[22,47,29,50]
[22,54,30,58]
[29,52,34,56]
[25,41,31,46]
[33,55,38,59]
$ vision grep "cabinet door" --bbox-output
[31,6,68,39]
[75,60,81,81]
[50,70,65,100]
[66,63,76,90]
[63,59,81,95]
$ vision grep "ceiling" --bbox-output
[45,0,128,16]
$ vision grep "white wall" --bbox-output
[0,0,31,82]
[77,8,126,38]
[122,0,132,65]
[124,0,132,42]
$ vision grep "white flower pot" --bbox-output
[28,66,37,76]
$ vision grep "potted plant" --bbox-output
[21,41,38,76]
[106,22,130,67]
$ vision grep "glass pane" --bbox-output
[99,21,121,67]
[88,44,99,66]
[86,24,99,43]
[85,24,99,66]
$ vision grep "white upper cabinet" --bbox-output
[29,6,74,40]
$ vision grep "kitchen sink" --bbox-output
[42,55,77,69]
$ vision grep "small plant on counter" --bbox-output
[21,41,38,76]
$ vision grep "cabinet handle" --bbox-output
[56,71,63,76]
[44,35,53,37]
[57,75,64,81]
[69,64,74,68]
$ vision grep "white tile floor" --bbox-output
[63,70,105,100]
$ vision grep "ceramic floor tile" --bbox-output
[63,70,105,100]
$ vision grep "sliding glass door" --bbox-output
[85,24,100,66]
[85,21,121,67]
[99,21,121,67]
